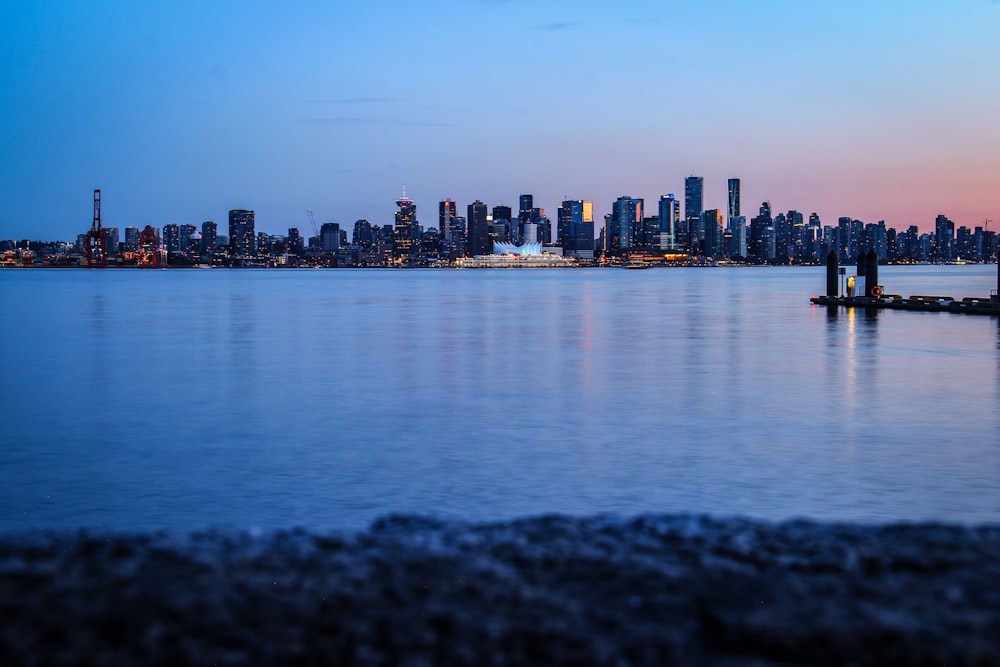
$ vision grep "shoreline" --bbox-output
[2,513,998,665]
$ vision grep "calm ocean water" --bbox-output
[1,265,998,531]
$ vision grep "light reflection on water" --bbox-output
[0,265,998,531]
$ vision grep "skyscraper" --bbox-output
[201,221,217,256]
[439,200,457,242]
[393,191,418,258]
[749,202,772,263]
[321,222,341,253]
[518,194,533,240]
[657,194,680,250]
[467,200,489,256]
[702,209,723,258]
[727,178,741,222]
[607,196,643,255]
[229,210,255,257]
[685,176,704,250]
[492,205,513,243]
[557,199,594,259]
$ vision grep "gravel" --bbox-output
[2,513,998,666]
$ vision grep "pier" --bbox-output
[810,250,1000,316]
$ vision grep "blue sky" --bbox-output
[2,0,999,241]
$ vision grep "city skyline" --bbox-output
[2,1,999,241]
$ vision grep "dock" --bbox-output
[811,249,1000,316]
[810,294,1000,315]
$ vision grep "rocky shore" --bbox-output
[2,514,999,666]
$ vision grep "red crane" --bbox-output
[85,189,107,267]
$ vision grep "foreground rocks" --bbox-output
[1,514,998,666]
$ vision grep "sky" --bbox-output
[2,0,999,241]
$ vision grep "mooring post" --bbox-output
[826,251,839,297]
[868,251,879,297]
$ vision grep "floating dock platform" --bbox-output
[813,249,1000,316]
[811,294,1000,316]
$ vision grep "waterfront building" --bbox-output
[229,210,255,258]
[439,200,458,245]
[557,199,595,260]
[727,178,741,222]
[124,226,140,253]
[702,209,723,258]
[286,227,303,255]
[657,194,680,250]
[102,227,120,258]
[518,194,533,240]
[352,220,376,249]
[467,200,490,256]
[201,221,218,256]
[935,214,955,261]
[163,224,180,253]
[729,216,747,258]
[321,222,341,253]
[749,202,772,262]
[393,191,418,258]
[607,196,643,255]
[685,176,704,250]
[492,205,513,243]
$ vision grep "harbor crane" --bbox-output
[85,189,107,267]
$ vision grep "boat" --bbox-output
[625,260,651,269]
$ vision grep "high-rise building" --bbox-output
[518,194,534,240]
[749,202,772,262]
[352,220,376,249]
[607,196,643,255]
[657,194,680,250]
[102,227,120,258]
[439,200,458,242]
[467,200,490,256]
[124,226,140,253]
[935,214,955,261]
[163,223,180,253]
[392,191,418,257]
[492,205,513,243]
[557,199,594,259]
[201,221,217,256]
[321,222,341,253]
[685,176,704,250]
[229,210,255,257]
[727,178,741,223]
[702,209,723,258]
[730,216,747,258]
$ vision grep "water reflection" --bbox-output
[2,267,999,531]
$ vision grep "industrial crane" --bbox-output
[85,189,107,267]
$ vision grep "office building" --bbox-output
[201,221,217,256]
[657,194,680,250]
[467,200,490,256]
[393,191,418,257]
[685,176,704,250]
[229,209,255,257]
[727,178,741,222]
[607,196,643,255]
[557,199,595,259]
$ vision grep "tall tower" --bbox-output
[393,189,418,258]
[727,179,741,223]
[228,209,256,258]
[467,200,489,256]
[439,200,457,242]
[658,194,679,250]
[684,176,704,251]
[607,196,643,255]
[517,195,534,241]
[557,200,594,259]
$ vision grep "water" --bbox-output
[1,265,998,531]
